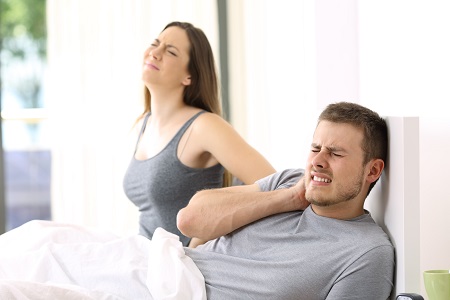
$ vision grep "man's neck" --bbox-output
[310,205,365,220]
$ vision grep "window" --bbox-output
[0,0,50,232]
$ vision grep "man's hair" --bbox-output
[318,102,388,194]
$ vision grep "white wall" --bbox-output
[419,117,450,279]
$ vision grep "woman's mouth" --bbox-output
[144,62,159,70]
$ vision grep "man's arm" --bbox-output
[177,176,308,241]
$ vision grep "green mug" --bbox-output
[423,270,450,300]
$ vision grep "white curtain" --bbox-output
[227,0,318,170]
[46,0,219,235]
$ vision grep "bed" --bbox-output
[0,117,420,299]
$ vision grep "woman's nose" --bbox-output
[149,46,162,60]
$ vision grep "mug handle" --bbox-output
[396,293,424,300]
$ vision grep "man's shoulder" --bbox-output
[256,168,304,191]
[351,214,395,251]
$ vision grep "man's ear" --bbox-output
[182,76,191,86]
[367,159,384,183]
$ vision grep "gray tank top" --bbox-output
[123,111,224,245]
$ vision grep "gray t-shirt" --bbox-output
[186,168,395,299]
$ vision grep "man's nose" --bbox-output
[312,151,327,169]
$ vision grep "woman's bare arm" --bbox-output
[192,113,276,184]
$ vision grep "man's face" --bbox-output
[304,121,368,209]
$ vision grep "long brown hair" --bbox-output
[141,21,231,186]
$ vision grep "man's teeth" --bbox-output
[313,176,331,183]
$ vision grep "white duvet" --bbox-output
[0,220,206,300]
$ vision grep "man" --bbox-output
[177,101,394,299]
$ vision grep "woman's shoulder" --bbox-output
[188,111,238,148]
[193,110,231,130]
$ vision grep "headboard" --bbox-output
[364,116,421,299]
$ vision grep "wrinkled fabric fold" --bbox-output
[0,221,206,300]
[147,227,207,300]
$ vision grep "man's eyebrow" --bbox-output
[327,146,345,152]
[311,143,345,152]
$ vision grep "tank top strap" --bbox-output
[175,110,207,138]
[133,111,206,154]
[170,110,207,163]
[133,112,151,154]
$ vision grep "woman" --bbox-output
[122,21,275,247]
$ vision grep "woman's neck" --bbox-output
[149,87,186,122]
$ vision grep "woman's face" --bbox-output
[142,26,191,89]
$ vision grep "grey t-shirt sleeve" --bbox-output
[256,168,305,192]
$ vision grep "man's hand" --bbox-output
[290,176,310,211]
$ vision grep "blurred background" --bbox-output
[1,0,49,230]
[1,1,449,297]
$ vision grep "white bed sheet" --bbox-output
[0,220,206,300]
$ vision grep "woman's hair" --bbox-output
[142,21,222,116]
[318,101,388,196]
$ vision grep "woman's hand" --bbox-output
[188,237,207,248]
